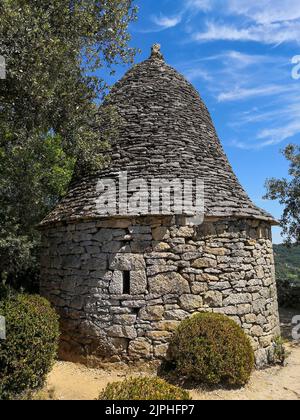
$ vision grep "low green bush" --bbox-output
[0,294,60,400]
[99,377,190,400]
[169,312,255,387]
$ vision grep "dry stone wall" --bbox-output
[40,216,280,368]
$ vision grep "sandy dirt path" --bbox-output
[45,307,300,400]
[190,343,300,400]
[45,342,300,400]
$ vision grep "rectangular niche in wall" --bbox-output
[122,270,131,294]
[109,254,147,296]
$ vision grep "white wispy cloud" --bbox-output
[226,0,300,24]
[217,84,293,102]
[175,1,300,148]
[193,46,300,148]
[229,97,300,149]
[185,0,212,12]
[186,0,300,24]
[184,68,212,82]
[203,50,280,69]
[193,20,300,45]
[146,0,300,41]
[184,0,300,45]
[257,120,300,146]
[152,14,182,29]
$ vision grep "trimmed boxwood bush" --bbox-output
[169,312,254,387]
[0,294,60,400]
[99,377,191,400]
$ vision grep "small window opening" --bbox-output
[123,271,130,294]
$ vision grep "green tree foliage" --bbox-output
[265,144,300,244]
[0,134,75,289]
[0,0,136,156]
[0,1,137,288]
[274,244,300,283]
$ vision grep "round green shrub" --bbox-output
[169,312,255,387]
[0,294,60,400]
[99,377,191,400]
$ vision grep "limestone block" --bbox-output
[191,282,208,294]
[182,252,201,261]
[213,306,237,315]
[255,348,269,368]
[83,256,107,271]
[252,298,266,314]
[153,242,171,251]
[148,272,190,296]
[147,265,178,276]
[177,226,195,238]
[164,309,189,321]
[174,244,196,254]
[153,320,180,332]
[122,300,146,308]
[113,314,137,325]
[256,266,265,279]
[109,270,123,294]
[101,241,123,253]
[204,247,226,256]
[152,226,170,241]
[86,245,101,255]
[195,273,219,282]
[110,307,132,315]
[130,270,147,295]
[109,337,131,355]
[109,254,146,271]
[259,335,273,348]
[251,325,264,337]
[154,344,169,358]
[209,281,231,290]
[223,293,252,306]
[128,338,152,359]
[139,305,164,321]
[70,296,85,310]
[236,304,252,315]
[112,229,128,237]
[60,277,76,293]
[192,258,217,269]
[107,325,137,339]
[146,330,172,341]
[61,255,81,269]
[93,229,113,243]
[244,314,257,323]
[129,226,152,234]
[179,294,203,311]
[204,291,223,307]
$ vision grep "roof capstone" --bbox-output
[150,44,164,61]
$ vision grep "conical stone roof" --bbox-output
[41,45,276,226]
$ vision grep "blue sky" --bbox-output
[103,0,300,243]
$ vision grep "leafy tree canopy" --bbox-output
[0,0,136,164]
[273,244,300,283]
[0,0,137,288]
[265,144,300,244]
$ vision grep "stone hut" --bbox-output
[40,45,280,367]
